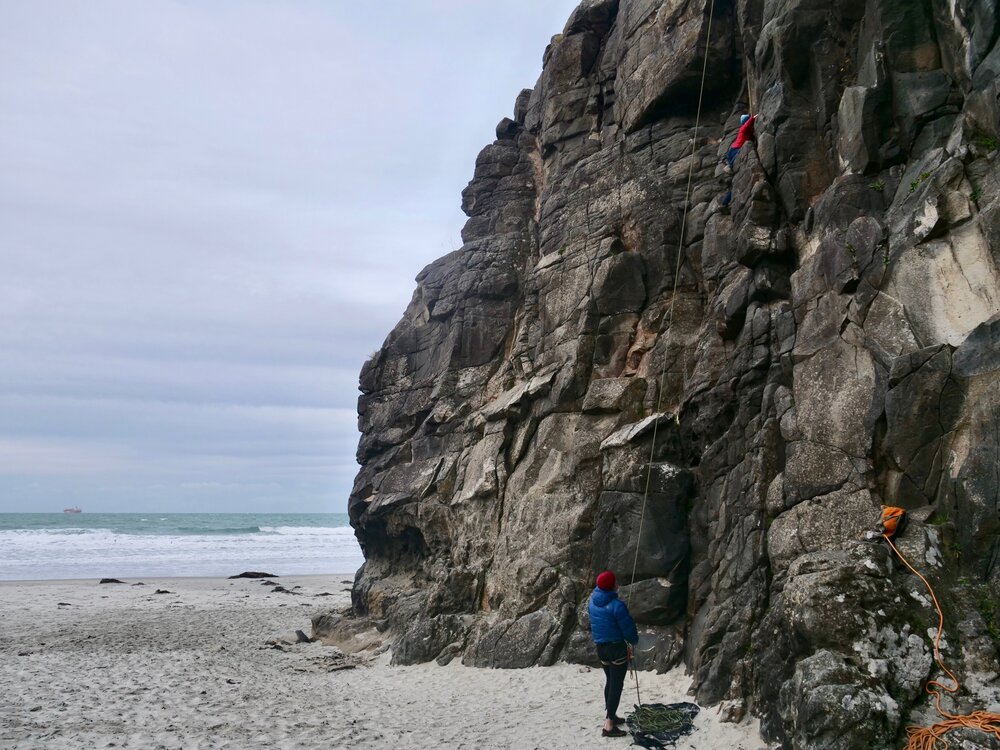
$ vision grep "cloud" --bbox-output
[0,437,131,476]
[0,0,580,512]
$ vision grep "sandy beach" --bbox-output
[0,575,764,749]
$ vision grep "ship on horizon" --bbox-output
[63,507,82,514]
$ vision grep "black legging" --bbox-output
[596,640,629,719]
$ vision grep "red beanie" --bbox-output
[596,571,616,591]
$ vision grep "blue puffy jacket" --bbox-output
[588,587,638,644]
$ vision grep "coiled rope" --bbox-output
[631,704,687,732]
[883,533,1000,749]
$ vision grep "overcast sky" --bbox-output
[0,0,580,513]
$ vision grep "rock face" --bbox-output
[339,0,1000,746]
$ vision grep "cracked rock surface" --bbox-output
[331,0,1000,746]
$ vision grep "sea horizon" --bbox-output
[0,512,363,582]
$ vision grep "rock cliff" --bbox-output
[327,0,1000,746]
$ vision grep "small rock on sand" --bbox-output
[228,571,278,579]
[295,630,313,643]
[99,578,126,584]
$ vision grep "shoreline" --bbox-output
[0,572,358,586]
[0,512,363,586]
[1,576,765,749]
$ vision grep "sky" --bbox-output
[0,0,581,513]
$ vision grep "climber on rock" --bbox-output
[589,570,639,738]
[727,113,756,168]
[721,113,757,208]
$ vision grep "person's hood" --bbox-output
[591,586,618,607]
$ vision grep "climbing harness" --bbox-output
[601,653,629,668]
[880,520,1000,749]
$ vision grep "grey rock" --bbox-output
[892,70,956,148]
[591,485,692,584]
[837,85,891,174]
[582,377,647,414]
[778,650,899,750]
[617,577,685,625]
[393,615,471,666]
[463,609,564,669]
[767,488,876,572]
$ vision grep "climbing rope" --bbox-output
[629,653,642,707]
[631,704,687,733]
[882,533,1000,749]
[620,0,718,717]
[626,0,718,614]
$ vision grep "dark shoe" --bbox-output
[602,727,627,737]
[611,715,626,726]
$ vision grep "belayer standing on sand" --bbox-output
[589,570,639,738]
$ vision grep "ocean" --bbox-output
[0,513,364,581]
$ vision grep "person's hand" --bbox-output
[627,644,633,661]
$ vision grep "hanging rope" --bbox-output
[621,0,718,711]
[627,0,717,612]
[883,534,1000,749]
[630,656,642,706]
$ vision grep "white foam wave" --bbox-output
[2,527,110,536]
[0,526,363,581]
[258,526,355,536]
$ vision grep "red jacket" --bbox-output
[732,115,756,149]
